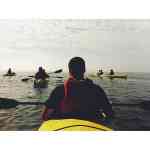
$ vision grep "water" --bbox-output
[0,72,150,130]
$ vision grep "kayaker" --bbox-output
[109,69,115,75]
[7,68,12,74]
[35,67,49,80]
[42,57,114,121]
[99,69,103,75]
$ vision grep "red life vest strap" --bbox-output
[60,76,75,113]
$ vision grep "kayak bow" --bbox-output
[39,119,112,131]
[34,79,49,88]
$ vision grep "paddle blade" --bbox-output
[21,78,31,82]
[0,98,45,109]
[0,98,18,109]
[51,76,63,79]
[54,69,63,73]
[28,75,35,78]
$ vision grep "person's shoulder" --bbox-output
[85,78,104,92]
[49,84,64,98]
[52,84,64,92]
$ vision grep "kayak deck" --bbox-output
[39,119,112,131]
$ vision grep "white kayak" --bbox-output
[97,74,127,79]
[34,79,49,88]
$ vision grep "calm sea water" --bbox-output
[0,72,150,130]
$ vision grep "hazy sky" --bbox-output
[0,19,150,72]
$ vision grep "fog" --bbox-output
[0,20,149,73]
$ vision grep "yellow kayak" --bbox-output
[97,74,127,79]
[105,75,127,79]
[39,119,112,131]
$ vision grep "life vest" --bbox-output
[60,77,90,113]
[60,77,73,113]
[42,77,79,120]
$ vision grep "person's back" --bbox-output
[42,57,114,121]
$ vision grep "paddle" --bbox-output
[28,69,63,78]
[21,69,63,82]
[0,97,150,110]
[21,77,32,82]
[48,76,63,79]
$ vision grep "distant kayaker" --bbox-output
[109,69,115,75]
[7,68,12,74]
[43,57,114,122]
[5,68,16,76]
[99,69,104,75]
[35,67,49,80]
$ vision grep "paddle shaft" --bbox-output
[27,69,62,78]
[22,69,63,81]
[18,101,45,105]
[0,97,149,109]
